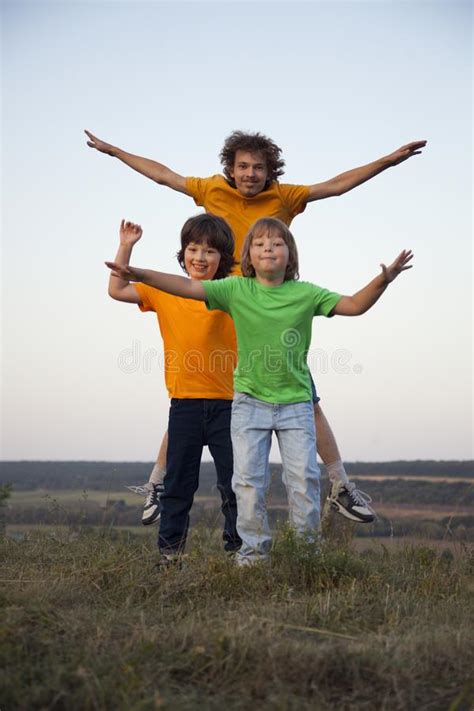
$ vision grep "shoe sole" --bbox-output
[329,500,375,524]
[142,514,161,526]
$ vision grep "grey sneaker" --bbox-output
[141,483,165,526]
[126,483,165,525]
[327,481,376,523]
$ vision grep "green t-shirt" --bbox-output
[203,277,341,404]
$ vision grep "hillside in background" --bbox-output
[2,459,474,543]
[2,459,473,492]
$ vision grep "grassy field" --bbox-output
[8,489,224,508]
[7,488,474,543]
[1,525,473,711]
[9,488,474,524]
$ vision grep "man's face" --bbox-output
[230,150,269,197]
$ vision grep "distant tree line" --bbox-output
[1,460,473,492]
[0,461,154,491]
[345,461,474,478]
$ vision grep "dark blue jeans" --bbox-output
[310,374,320,404]
[159,398,241,555]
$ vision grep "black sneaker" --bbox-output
[141,484,165,526]
[327,481,375,523]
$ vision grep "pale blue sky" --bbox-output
[2,1,472,461]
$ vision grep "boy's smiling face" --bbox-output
[184,240,221,280]
[230,150,269,197]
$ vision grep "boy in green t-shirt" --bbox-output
[106,217,413,564]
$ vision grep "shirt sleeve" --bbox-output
[202,277,235,314]
[185,176,210,207]
[279,183,311,217]
[133,283,156,313]
[312,284,342,317]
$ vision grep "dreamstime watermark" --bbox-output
[117,341,237,375]
[117,331,363,376]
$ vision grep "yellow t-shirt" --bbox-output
[185,175,310,273]
[134,283,237,400]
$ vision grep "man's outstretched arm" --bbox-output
[85,130,190,195]
[307,141,427,202]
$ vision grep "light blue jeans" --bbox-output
[231,392,320,565]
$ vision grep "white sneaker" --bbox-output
[327,481,376,523]
[125,483,164,526]
[141,483,165,526]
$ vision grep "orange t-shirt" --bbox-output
[134,283,236,399]
[185,175,310,273]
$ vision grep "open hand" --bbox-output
[119,219,142,246]
[105,261,143,283]
[85,129,116,156]
[388,141,427,166]
[381,250,414,283]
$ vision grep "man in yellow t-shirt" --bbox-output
[87,128,426,523]
[184,174,309,271]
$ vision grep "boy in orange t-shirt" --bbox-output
[108,214,241,562]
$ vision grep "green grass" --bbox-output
[11,489,159,506]
[8,488,216,508]
[1,526,473,710]
[10,489,124,505]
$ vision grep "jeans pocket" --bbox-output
[233,391,249,405]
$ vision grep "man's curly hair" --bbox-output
[177,213,236,279]
[219,130,285,188]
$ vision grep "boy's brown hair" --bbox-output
[240,218,299,281]
[177,213,236,279]
[219,131,285,188]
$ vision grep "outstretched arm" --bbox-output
[108,221,145,303]
[85,130,190,195]
[332,250,413,316]
[106,261,207,302]
[307,141,427,202]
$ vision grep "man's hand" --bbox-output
[386,141,427,166]
[307,140,428,201]
[381,249,414,283]
[106,261,144,283]
[85,130,116,156]
[119,219,142,247]
[84,130,189,194]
